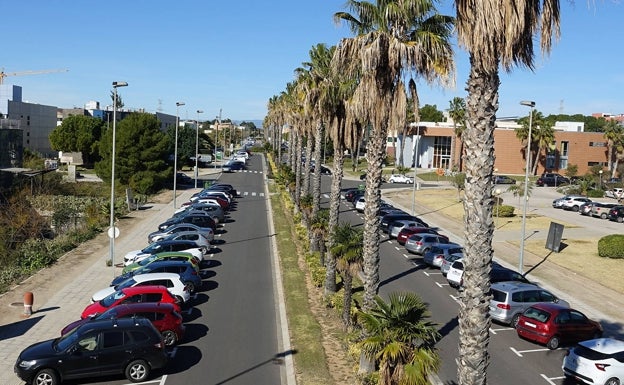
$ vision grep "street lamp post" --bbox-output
[109,81,128,274]
[519,100,535,274]
[173,102,185,209]
[494,188,502,228]
[599,170,603,190]
[411,126,421,216]
[195,110,203,188]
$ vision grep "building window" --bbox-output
[560,141,568,156]
[589,142,607,147]
[432,136,451,169]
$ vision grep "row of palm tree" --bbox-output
[264,1,563,384]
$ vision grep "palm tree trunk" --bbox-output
[531,146,540,176]
[362,124,386,311]
[294,131,302,211]
[342,272,353,327]
[325,142,344,295]
[303,131,313,196]
[457,62,497,385]
[312,121,323,218]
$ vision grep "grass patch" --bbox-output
[269,182,334,384]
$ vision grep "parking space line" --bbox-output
[428,272,443,275]
[540,374,565,385]
[252,192,257,196]
[435,282,450,288]
[403,253,411,259]
[449,294,460,303]
[489,327,514,335]
[394,246,401,251]
[510,346,549,357]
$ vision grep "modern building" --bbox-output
[0,119,23,169]
[391,120,610,176]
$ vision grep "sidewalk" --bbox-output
[0,168,221,385]
[383,182,624,338]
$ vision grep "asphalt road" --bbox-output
[326,179,607,385]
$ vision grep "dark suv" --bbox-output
[608,205,624,222]
[536,173,570,187]
[15,317,168,385]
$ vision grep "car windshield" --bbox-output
[100,290,126,307]
[138,255,158,267]
[522,307,550,323]
[114,277,137,290]
[142,243,163,254]
[55,328,81,351]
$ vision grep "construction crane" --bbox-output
[0,68,69,85]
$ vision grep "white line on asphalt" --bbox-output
[252,192,257,196]
[540,374,565,385]
[160,375,169,384]
[435,282,450,288]
[403,254,410,259]
[510,346,549,357]
[489,327,515,335]
[428,272,443,275]
[244,191,249,196]
[423,271,431,276]
[394,246,400,251]
[449,294,460,303]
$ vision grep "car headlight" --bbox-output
[18,359,37,369]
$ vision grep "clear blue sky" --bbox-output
[2,1,622,123]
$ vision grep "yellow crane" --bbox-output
[0,68,69,85]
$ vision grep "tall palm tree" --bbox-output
[603,119,623,178]
[448,96,466,170]
[515,111,554,175]
[331,222,364,327]
[454,1,561,384]
[531,122,554,175]
[334,0,454,312]
[358,292,441,385]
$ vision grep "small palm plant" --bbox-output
[358,292,441,385]
[331,222,363,327]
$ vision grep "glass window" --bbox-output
[539,290,556,302]
[569,310,587,323]
[491,289,507,303]
[102,331,124,349]
[145,293,163,302]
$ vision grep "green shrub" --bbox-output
[494,204,515,217]
[587,189,604,198]
[598,234,624,259]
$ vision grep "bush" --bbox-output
[598,234,624,259]
[494,205,515,217]
[587,189,604,198]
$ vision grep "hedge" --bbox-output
[598,234,624,259]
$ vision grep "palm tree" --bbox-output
[358,292,441,385]
[531,121,554,175]
[603,119,623,178]
[331,222,363,327]
[515,111,554,175]
[334,0,454,312]
[448,96,466,170]
[454,0,561,384]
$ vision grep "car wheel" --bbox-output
[601,213,608,219]
[618,216,623,223]
[547,335,560,350]
[125,359,150,383]
[162,330,178,346]
[184,281,195,293]
[572,205,579,212]
[390,179,395,183]
[605,378,620,385]
[34,368,58,385]
[511,313,521,328]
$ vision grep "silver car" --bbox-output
[404,233,450,255]
[148,223,214,245]
[388,219,428,239]
[489,282,569,327]
[423,245,464,268]
[160,231,212,254]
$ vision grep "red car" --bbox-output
[516,303,602,349]
[396,227,441,245]
[63,302,185,346]
[81,285,181,319]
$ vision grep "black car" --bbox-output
[223,160,245,172]
[608,205,624,222]
[15,317,167,385]
[494,175,516,184]
[159,213,216,231]
[490,266,532,284]
[536,173,570,187]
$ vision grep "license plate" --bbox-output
[524,321,536,328]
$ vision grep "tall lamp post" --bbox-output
[519,100,535,274]
[599,170,603,190]
[411,126,421,215]
[195,110,204,188]
[173,102,185,209]
[109,81,128,274]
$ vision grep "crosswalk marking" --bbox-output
[241,192,265,197]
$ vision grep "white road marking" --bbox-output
[394,246,400,251]
[540,374,565,385]
[510,346,550,357]
[449,294,460,303]
[435,282,450,288]
[252,192,257,196]
[489,327,514,335]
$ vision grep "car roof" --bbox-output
[101,302,176,315]
[491,281,540,291]
[77,316,154,334]
[121,285,169,294]
[132,272,183,282]
[578,338,624,354]
[144,260,194,268]
[528,302,570,312]
[151,239,197,247]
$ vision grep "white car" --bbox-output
[446,258,464,288]
[388,174,413,184]
[355,197,366,212]
[562,338,624,385]
[91,272,191,304]
[123,243,204,265]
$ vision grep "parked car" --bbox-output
[81,285,181,319]
[160,231,212,253]
[537,173,570,187]
[489,281,569,327]
[355,197,366,212]
[61,302,185,346]
[608,205,624,223]
[111,260,202,293]
[122,251,200,275]
[380,213,421,233]
[148,223,214,246]
[562,338,624,385]
[579,202,594,216]
[175,203,225,223]
[158,213,216,232]
[447,263,531,290]
[341,187,359,200]
[494,175,516,184]
[591,202,619,219]
[423,244,464,268]
[92,272,191,304]
[404,233,452,255]
[440,253,464,276]
[15,318,168,385]
[388,174,414,184]
[388,219,430,239]
[223,160,245,172]
[561,196,592,212]
[552,195,586,209]
[604,187,624,199]
[516,303,602,349]
[123,240,203,266]
[396,226,440,245]
[446,258,465,288]
[176,172,193,185]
